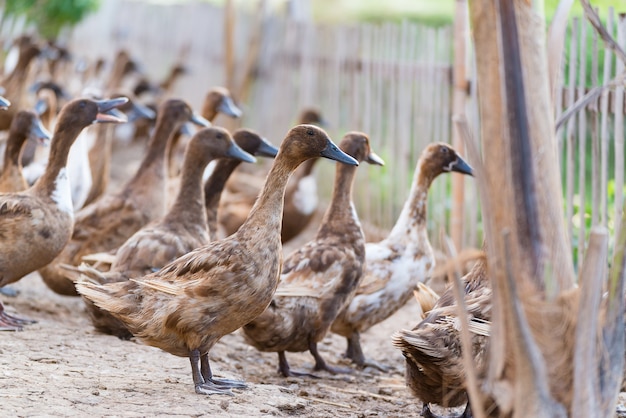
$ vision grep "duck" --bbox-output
[84,91,156,206]
[75,124,358,395]
[218,108,325,242]
[392,255,491,418]
[204,128,278,241]
[38,98,210,296]
[168,86,242,177]
[0,110,51,192]
[242,131,384,377]
[328,143,474,370]
[0,96,127,331]
[0,36,41,131]
[72,126,256,339]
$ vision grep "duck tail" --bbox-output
[60,262,106,284]
[74,280,120,314]
[413,282,440,320]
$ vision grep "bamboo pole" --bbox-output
[614,13,625,236]
[451,0,468,250]
[577,17,588,269]
[591,18,600,227]
[600,8,614,227]
[565,18,578,247]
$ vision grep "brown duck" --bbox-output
[39,98,210,296]
[0,110,51,192]
[76,124,357,395]
[242,132,384,377]
[0,97,127,330]
[331,143,474,370]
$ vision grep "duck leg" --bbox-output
[200,351,247,389]
[277,351,320,378]
[0,302,36,331]
[188,349,233,395]
[422,402,472,418]
[345,331,389,372]
[310,340,352,375]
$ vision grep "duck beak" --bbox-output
[0,96,11,110]
[94,97,129,124]
[320,139,359,166]
[179,122,195,137]
[366,151,385,166]
[189,112,211,127]
[255,137,279,158]
[218,96,243,118]
[30,117,52,146]
[226,142,257,164]
[448,155,474,176]
[34,98,49,116]
[127,101,156,122]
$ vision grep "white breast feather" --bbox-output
[292,175,317,215]
[52,167,74,216]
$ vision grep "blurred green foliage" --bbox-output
[2,0,100,39]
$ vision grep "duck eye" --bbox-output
[307,129,315,136]
[216,133,223,139]
[440,147,449,154]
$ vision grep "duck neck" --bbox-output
[165,149,210,229]
[204,158,243,240]
[3,52,37,98]
[3,130,27,169]
[388,159,434,241]
[236,159,296,242]
[32,122,84,196]
[317,162,360,236]
[126,112,177,188]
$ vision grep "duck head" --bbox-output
[421,142,474,177]
[55,97,129,131]
[232,128,278,158]
[110,90,156,122]
[279,124,358,167]
[202,87,242,119]
[298,107,327,127]
[12,110,51,146]
[192,126,256,163]
[338,132,385,166]
[161,98,210,129]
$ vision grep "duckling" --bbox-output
[74,127,256,339]
[38,99,210,296]
[242,132,384,378]
[330,143,474,370]
[0,110,51,192]
[392,256,491,418]
[204,128,278,241]
[75,124,358,395]
[218,108,325,241]
[0,97,127,330]
[168,87,242,177]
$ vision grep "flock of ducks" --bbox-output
[0,35,486,417]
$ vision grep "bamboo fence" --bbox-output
[1,1,624,261]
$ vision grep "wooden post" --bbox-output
[451,0,468,250]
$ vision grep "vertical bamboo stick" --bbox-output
[452,0,468,250]
[591,16,601,227]
[577,16,588,269]
[565,18,578,248]
[614,13,625,235]
[600,8,614,227]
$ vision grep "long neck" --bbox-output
[3,53,36,97]
[3,130,27,169]
[316,162,359,236]
[125,113,178,188]
[32,122,84,196]
[165,149,211,229]
[236,159,296,242]
[204,158,243,240]
[388,159,434,241]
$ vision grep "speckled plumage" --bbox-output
[331,143,474,368]
[392,257,491,412]
[242,132,384,377]
[76,124,357,395]
[78,127,255,338]
[39,99,207,296]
